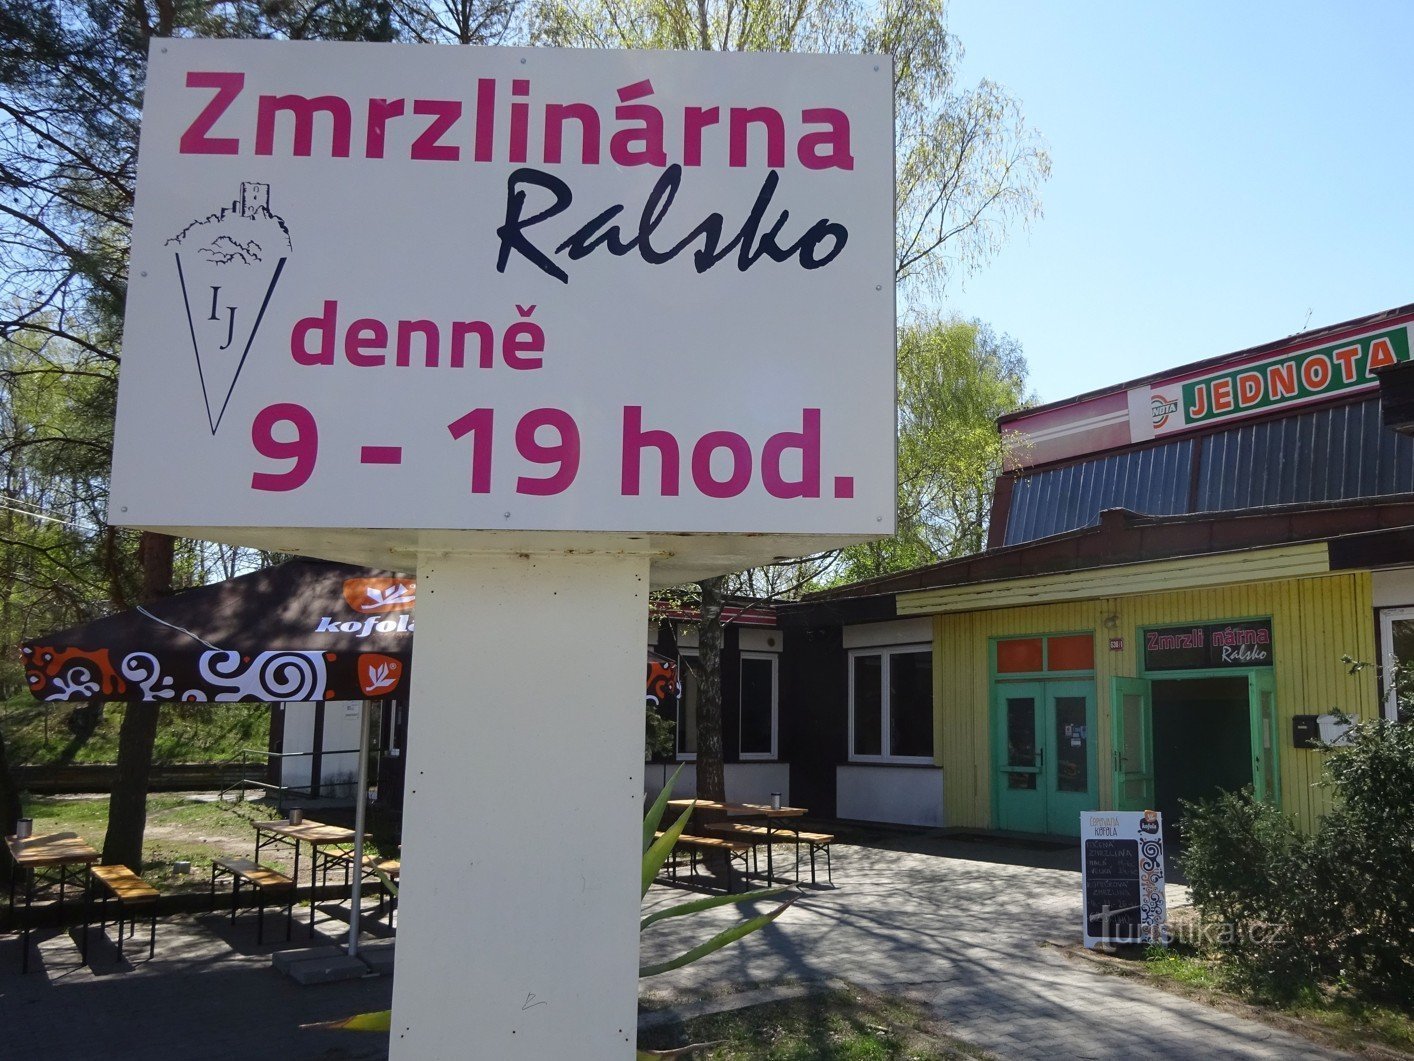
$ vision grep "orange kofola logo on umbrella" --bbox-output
[343,577,416,615]
[359,654,403,696]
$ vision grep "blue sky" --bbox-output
[942,1,1414,404]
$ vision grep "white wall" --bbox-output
[843,617,933,649]
[645,762,791,806]
[279,702,316,792]
[279,699,364,797]
[1373,567,1414,607]
[836,765,944,827]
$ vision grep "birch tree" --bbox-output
[532,0,1048,800]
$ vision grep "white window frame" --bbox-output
[738,652,779,760]
[848,643,934,765]
[1379,606,1414,719]
[675,650,700,760]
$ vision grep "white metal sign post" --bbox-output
[111,39,894,1058]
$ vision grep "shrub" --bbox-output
[1180,788,1324,994]
[1181,714,1414,1005]
[1306,716,1414,1004]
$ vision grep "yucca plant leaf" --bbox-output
[640,886,790,931]
[642,800,695,898]
[303,1009,391,1032]
[368,863,398,897]
[639,894,799,977]
[643,765,685,854]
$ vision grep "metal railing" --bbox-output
[218,746,364,805]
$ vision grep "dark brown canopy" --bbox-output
[21,558,677,706]
[21,559,414,702]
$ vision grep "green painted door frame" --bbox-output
[1249,668,1280,805]
[1119,667,1282,811]
[1111,676,1155,812]
[992,680,1098,836]
[993,682,1045,833]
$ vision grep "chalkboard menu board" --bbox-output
[1142,619,1273,671]
[1081,811,1167,948]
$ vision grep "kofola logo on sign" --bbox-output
[1150,393,1179,430]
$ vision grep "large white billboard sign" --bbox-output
[111,40,895,572]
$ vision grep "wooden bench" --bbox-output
[210,858,294,944]
[361,855,400,920]
[703,823,836,885]
[655,832,753,893]
[83,864,159,963]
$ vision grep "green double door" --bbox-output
[994,681,1096,836]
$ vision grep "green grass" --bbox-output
[637,988,985,1060]
[1140,943,1414,1054]
[22,791,403,893]
[1141,944,1225,992]
[1,696,269,766]
[24,792,285,891]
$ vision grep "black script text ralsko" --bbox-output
[497,164,848,284]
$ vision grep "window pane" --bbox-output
[1121,693,1144,767]
[1047,635,1095,672]
[852,654,882,756]
[740,657,775,756]
[677,656,699,755]
[888,651,933,758]
[1391,618,1414,716]
[1054,695,1088,793]
[1006,696,1037,769]
[1392,618,1414,668]
[997,638,1043,673]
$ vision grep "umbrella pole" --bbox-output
[347,698,371,958]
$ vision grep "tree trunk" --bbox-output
[57,698,105,764]
[695,575,726,802]
[101,530,174,870]
[0,729,22,885]
[101,702,160,869]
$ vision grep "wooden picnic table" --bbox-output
[666,799,807,881]
[6,831,101,973]
[253,819,368,937]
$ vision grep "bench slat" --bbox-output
[654,831,753,854]
[213,858,294,889]
[703,823,834,844]
[361,856,401,877]
[90,864,160,902]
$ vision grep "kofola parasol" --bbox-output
[21,557,678,706]
[21,559,414,703]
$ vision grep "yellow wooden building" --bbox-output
[780,305,1414,838]
[915,544,1378,836]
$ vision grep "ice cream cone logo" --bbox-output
[167,183,292,434]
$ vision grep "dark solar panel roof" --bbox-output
[1002,396,1414,547]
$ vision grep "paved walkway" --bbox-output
[0,902,393,1060]
[0,834,1347,1059]
[640,831,1347,1060]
